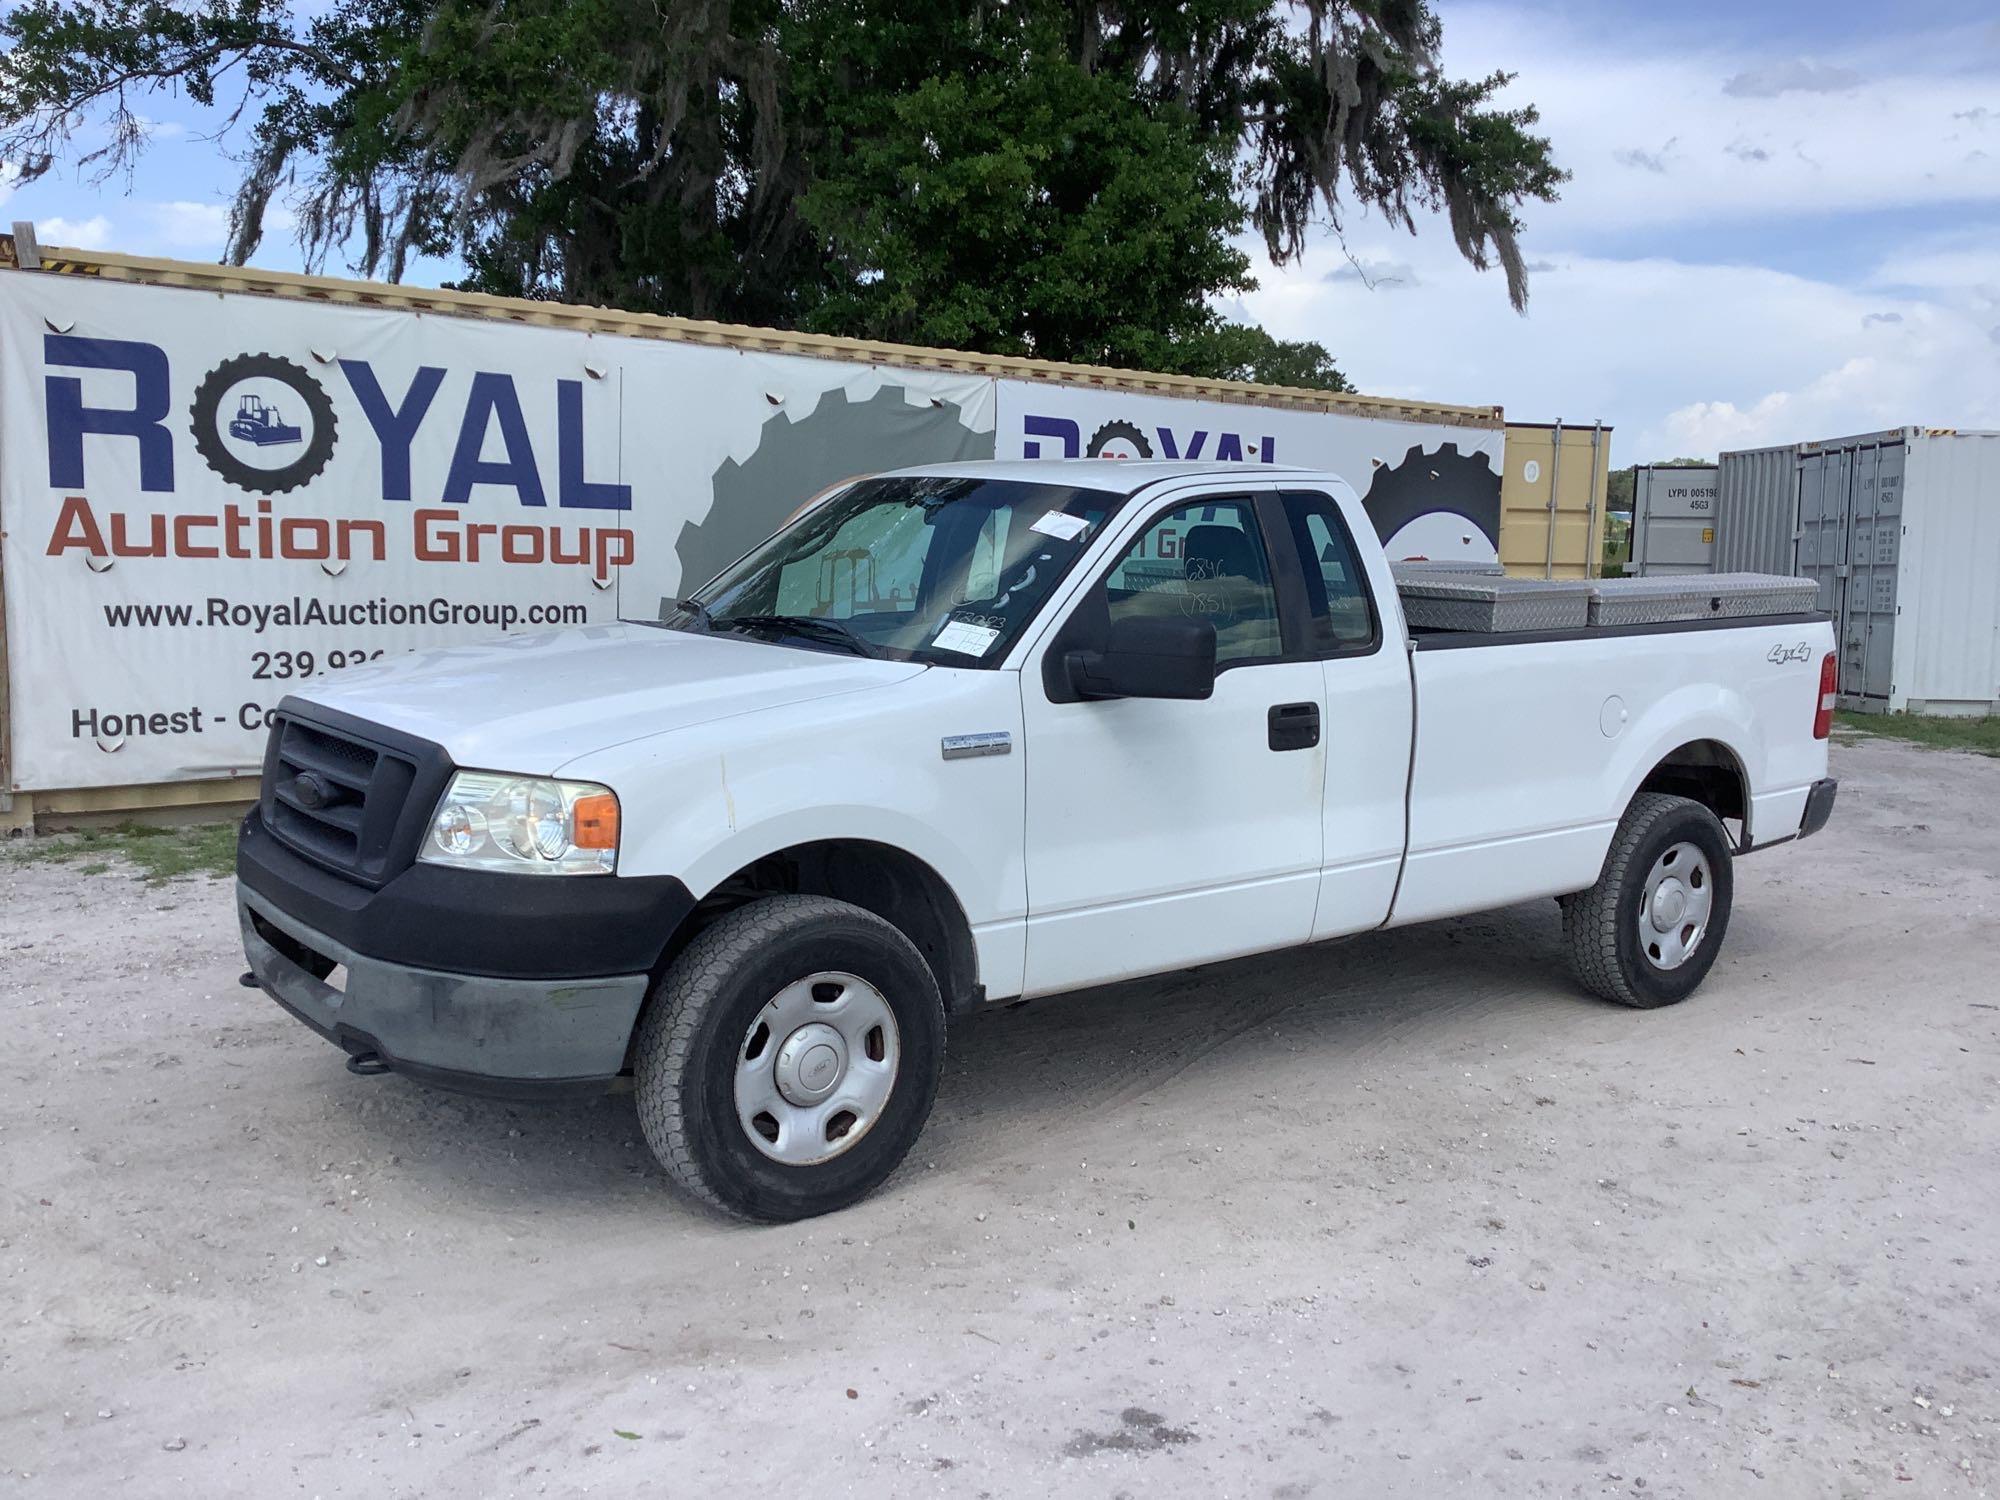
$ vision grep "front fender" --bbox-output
[560,668,1029,993]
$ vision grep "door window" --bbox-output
[1279,491,1380,655]
[1104,498,1282,663]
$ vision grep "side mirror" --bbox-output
[1067,615,1217,701]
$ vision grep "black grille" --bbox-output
[261,708,430,886]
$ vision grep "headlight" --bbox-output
[419,772,619,875]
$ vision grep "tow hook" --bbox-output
[345,1051,392,1077]
[237,970,263,990]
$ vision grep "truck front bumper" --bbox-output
[240,884,651,1098]
[236,805,697,1099]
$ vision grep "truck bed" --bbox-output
[1394,609,1832,926]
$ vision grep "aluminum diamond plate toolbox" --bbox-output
[1587,572,1820,626]
[1390,560,1506,579]
[1396,574,1592,632]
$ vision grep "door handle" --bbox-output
[1268,702,1320,752]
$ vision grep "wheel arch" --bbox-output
[1632,738,1750,845]
[651,837,982,1018]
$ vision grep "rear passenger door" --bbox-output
[1273,488,1416,939]
[1018,488,1327,994]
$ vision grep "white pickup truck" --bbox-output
[237,460,1838,1220]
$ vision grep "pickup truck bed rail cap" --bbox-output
[1409,610,1828,650]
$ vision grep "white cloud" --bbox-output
[1437,7,2000,233]
[1241,224,2000,460]
[1659,359,1884,452]
[1722,59,1863,98]
[148,199,230,249]
[1235,6,2000,461]
[36,214,115,250]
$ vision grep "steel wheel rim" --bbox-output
[1638,840,1714,971]
[733,971,901,1166]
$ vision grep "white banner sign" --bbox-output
[0,271,1498,794]
[992,382,1504,565]
[0,275,992,790]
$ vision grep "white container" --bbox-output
[1630,465,1718,576]
[1795,428,2000,716]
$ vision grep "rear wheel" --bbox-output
[1562,792,1734,1008]
[633,895,945,1221]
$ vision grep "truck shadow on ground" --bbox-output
[926,898,1590,1150]
[309,896,1650,1216]
[304,892,1805,1229]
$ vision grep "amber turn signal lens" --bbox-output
[571,792,620,850]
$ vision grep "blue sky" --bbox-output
[6,0,1999,460]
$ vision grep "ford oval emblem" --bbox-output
[292,771,333,810]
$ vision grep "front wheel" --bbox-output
[633,895,945,1221]
[1561,792,1734,1008]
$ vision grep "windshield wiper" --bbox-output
[665,596,714,632]
[718,613,879,657]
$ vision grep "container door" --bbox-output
[1631,466,1718,575]
[1797,451,1844,620]
[1856,444,1904,701]
[1839,447,1874,697]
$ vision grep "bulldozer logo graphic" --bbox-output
[190,353,338,495]
[229,393,302,446]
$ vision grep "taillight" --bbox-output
[1813,652,1836,739]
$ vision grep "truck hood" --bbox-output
[289,624,927,774]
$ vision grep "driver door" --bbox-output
[1018,489,1326,995]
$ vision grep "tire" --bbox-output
[633,895,945,1221]
[1561,792,1734,1008]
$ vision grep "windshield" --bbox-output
[675,475,1120,665]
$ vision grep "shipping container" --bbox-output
[1713,444,1797,575]
[1629,465,1719,575]
[1793,428,2000,716]
[1499,420,1612,579]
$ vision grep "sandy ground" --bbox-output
[2,734,1997,1499]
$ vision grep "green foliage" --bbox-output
[5,821,239,882]
[1606,467,1635,511]
[1,0,1564,388]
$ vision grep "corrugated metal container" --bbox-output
[1714,444,1798,575]
[1794,427,2000,716]
[1500,421,1612,579]
[1630,465,1719,575]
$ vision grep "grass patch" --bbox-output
[1834,710,2000,758]
[4,821,238,883]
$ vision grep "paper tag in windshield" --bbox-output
[932,620,1003,657]
[1029,510,1090,542]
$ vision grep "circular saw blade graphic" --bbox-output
[1362,442,1501,561]
[676,384,993,596]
